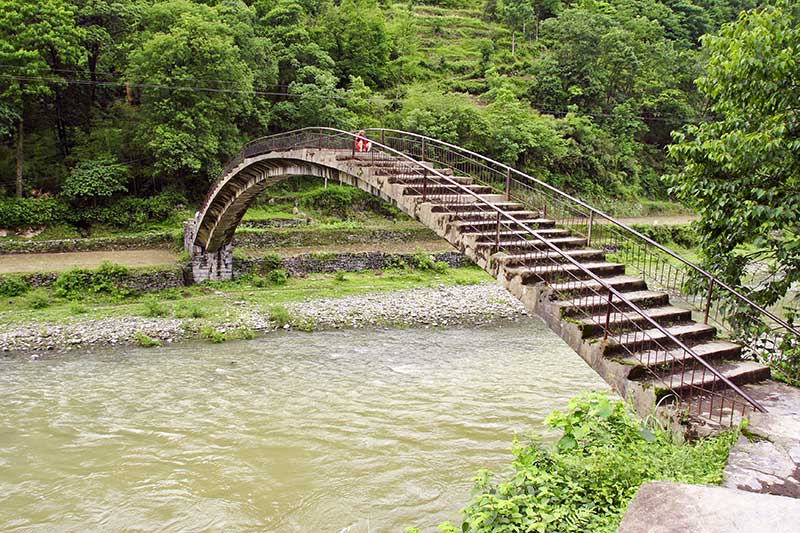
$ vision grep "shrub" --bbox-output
[0,197,70,229]
[53,261,130,299]
[432,260,449,274]
[267,268,288,286]
[175,303,205,319]
[141,296,168,317]
[79,191,187,229]
[26,289,50,309]
[234,326,256,340]
[334,270,347,282]
[268,305,291,325]
[300,185,399,218]
[200,325,226,343]
[441,392,737,533]
[69,302,88,315]
[62,156,129,203]
[133,331,162,347]
[262,252,283,272]
[0,276,30,297]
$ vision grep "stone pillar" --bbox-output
[184,219,234,283]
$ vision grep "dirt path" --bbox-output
[612,215,698,226]
[0,249,178,274]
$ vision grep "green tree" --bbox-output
[669,2,800,308]
[127,1,255,190]
[0,0,83,196]
[62,155,128,205]
[324,0,391,87]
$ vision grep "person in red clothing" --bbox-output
[354,130,371,152]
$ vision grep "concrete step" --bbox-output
[509,261,627,285]
[462,228,571,243]
[580,305,693,338]
[554,289,670,317]
[549,275,648,298]
[403,185,494,196]
[474,236,589,253]
[619,340,743,379]
[388,175,473,185]
[603,322,717,356]
[454,218,555,231]
[445,210,544,222]
[496,248,605,269]
[431,202,525,214]
[370,164,454,175]
[647,360,771,401]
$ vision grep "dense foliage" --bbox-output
[0,0,757,206]
[669,1,799,312]
[421,392,737,533]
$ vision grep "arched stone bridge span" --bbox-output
[185,128,798,431]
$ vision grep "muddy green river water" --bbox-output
[0,321,608,532]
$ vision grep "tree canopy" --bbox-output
[669,1,800,308]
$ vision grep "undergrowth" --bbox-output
[422,392,738,533]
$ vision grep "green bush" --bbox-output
[262,252,283,272]
[441,392,737,533]
[79,191,187,229]
[300,185,399,218]
[267,268,288,286]
[334,270,347,282]
[268,304,292,325]
[200,325,226,343]
[53,261,130,299]
[0,276,30,297]
[0,197,70,229]
[133,331,162,347]
[141,296,168,317]
[432,260,449,274]
[175,303,205,319]
[69,302,88,315]
[26,289,50,309]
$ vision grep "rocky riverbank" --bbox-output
[0,283,527,356]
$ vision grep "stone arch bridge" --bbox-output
[185,127,798,431]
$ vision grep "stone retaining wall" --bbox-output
[236,250,472,277]
[232,227,436,249]
[0,233,179,254]
[14,267,187,292]
[2,251,473,293]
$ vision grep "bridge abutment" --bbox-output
[184,219,234,282]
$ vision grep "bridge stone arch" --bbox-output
[184,145,431,282]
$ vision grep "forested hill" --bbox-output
[0,0,759,203]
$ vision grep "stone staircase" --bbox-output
[347,152,772,422]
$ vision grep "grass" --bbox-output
[0,266,492,327]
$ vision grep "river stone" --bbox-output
[618,481,800,533]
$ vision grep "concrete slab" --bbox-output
[618,481,800,533]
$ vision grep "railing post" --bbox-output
[704,278,715,324]
[505,168,511,201]
[495,211,501,254]
[380,129,385,146]
[587,211,594,246]
[351,136,355,160]
[421,138,426,161]
[603,292,614,342]
[422,167,428,201]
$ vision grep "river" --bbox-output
[0,320,608,532]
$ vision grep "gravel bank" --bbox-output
[0,283,527,356]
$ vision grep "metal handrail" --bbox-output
[198,126,767,416]
[366,128,799,339]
